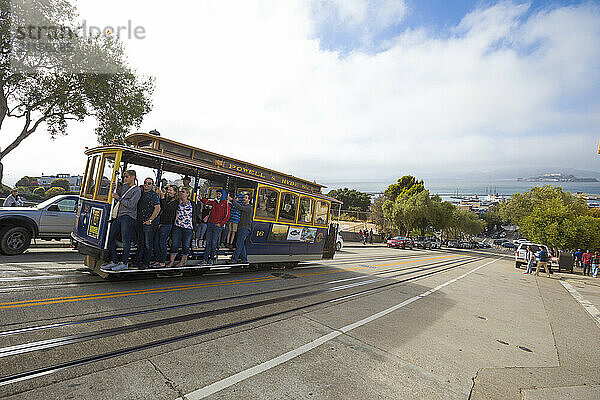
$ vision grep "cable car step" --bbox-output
[100,262,250,274]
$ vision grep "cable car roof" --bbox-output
[85,133,342,204]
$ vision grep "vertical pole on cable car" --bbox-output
[156,159,164,194]
[194,168,202,202]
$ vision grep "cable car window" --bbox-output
[278,192,298,223]
[315,201,329,225]
[236,188,254,200]
[298,197,314,224]
[255,187,278,220]
[83,155,99,198]
[96,153,116,200]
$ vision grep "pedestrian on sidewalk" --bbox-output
[524,246,535,274]
[358,229,363,245]
[535,246,551,278]
[592,251,599,278]
[574,249,583,269]
[369,228,373,245]
[582,250,592,276]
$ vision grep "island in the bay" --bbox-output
[517,173,598,182]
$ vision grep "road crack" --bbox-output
[148,358,186,399]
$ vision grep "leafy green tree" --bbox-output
[498,185,587,225]
[328,188,371,212]
[16,176,36,187]
[446,208,484,239]
[370,195,387,232]
[50,178,70,191]
[0,0,154,185]
[430,197,454,233]
[482,204,503,231]
[384,175,424,201]
[45,186,65,198]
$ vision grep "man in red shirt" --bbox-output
[582,250,592,276]
[200,189,230,265]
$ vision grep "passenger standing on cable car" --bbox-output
[153,185,178,268]
[134,177,161,269]
[167,187,196,267]
[200,189,230,265]
[228,193,253,264]
[103,170,142,271]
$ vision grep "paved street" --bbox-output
[0,246,599,399]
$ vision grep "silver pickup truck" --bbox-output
[0,194,79,255]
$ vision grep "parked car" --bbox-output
[413,237,431,249]
[459,241,474,249]
[387,236,413,249]
[493,239,505,245]
[336,232,344,251]
[514,243,549,269]
[447,240,460,248]
[426,238,441,249]
[479,242,491,248]
[501,241,516,249]
[0,195,79,255]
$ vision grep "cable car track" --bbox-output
[0,255,492,387]
[0,255,473,334]
[0,250,452,293]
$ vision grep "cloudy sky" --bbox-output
[2,0,599,189]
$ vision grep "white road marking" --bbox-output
[177,257,500,400]
[0,275,80,282]
[327,276,366,284]
[327,278,385,291]
[560,281,600,329]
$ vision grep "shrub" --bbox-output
[45,187,66,198]
[50,178,70,191]
[33,187,46,196]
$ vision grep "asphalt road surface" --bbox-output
[1,246,599,399]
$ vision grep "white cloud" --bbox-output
[1,0,599,190]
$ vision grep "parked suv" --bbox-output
[0,195,79,255]
[514,243,549,269]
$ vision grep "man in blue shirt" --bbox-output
[574,249,583,269]
[134,177,161,269]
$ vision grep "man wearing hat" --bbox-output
[3,189,24,207]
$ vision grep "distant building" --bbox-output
[35,174,83,192]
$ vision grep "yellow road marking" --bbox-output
[374,254,460,267]
[0,254,466,310]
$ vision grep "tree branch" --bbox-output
[0,111,47,160]
[0,84,7,132]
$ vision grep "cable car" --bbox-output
[71,133,341,277]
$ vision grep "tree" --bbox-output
[498,185,587,226]
[0,0,154,185]
[482,204,502,232]
[15,175,35,187]
[50,178,70,191]
[45,186,65,198]
[370,195,386,232]
[327,188,371,213]
[384,175,424,201]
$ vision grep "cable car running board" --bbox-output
[100,262,250,274]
